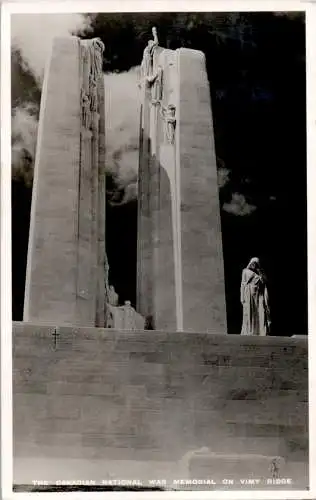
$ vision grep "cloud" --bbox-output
[11,14,92,184]
[104,67,141,204]
[11,13,92,83]
[11,14,141,202]
[11,104,38,186]
[222,192,256,216]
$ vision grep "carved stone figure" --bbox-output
[91,38,105,78]
[104,254,112,304]
[89,38,105,114]
[108,285,119,307]
[122,301,145,330]
[161,104,176,144]
[150,65,163,104]
[106,301,145,330]
[240,257,271,336]
[81,91,91,130]
[80,38,105,130]
[140,27,159,85]
[105,283,119,328]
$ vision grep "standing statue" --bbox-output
[90,38,105,78]
[81,37,105,130]
[240,257,271,336]
[150,65,163,104]
[108,285,119,306]
[81,91,92,130]
[89,38,105,114]
[141,27,159,82]
[104,255,119,306]
[161,104,176,144]
[105,286,119,329]
[139,27,165,107]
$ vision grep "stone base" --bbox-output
[13,323,308,488]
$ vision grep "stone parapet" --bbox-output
[13,322,308,486]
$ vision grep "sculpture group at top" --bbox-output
[140,27,176,145]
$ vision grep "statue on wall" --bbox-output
[104,256,119,306]
[108,285,119,307]
[90,38,105,79]
[122,301,145,330]
[240,257,271,336]
[81,37,105,130]
[81,42,92,131]
[141,26,159,82]
[106,300,145,330]
[161,104,176,144]
[89,38,105,115]
[140,26,165,103]
[150,65,163,104]
[81,91,92,130]
[105,285,119,328]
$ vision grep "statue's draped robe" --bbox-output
[106,303,145,330]
[240,268,270,336]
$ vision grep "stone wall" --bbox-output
[13,322,308,485]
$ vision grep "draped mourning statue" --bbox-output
[240,257,271,336]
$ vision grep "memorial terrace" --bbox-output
[12,27,308,491]
[13,322,308,488]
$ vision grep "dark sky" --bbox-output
[12,12,307,334]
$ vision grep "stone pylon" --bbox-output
[23,37,107,327]
[137,30,227,333]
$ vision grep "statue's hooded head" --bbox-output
[167,104,176,116]
[247,257,260,272]
[92,37,105,54]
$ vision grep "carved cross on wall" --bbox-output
[52,328,60,348]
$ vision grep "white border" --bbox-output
[1,1,315,499]
[306,1,316,496]
[1,2,13,497]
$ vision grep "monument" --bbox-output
[137,28,226,332]
[23,30,227,332]
[13,32,308,489]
